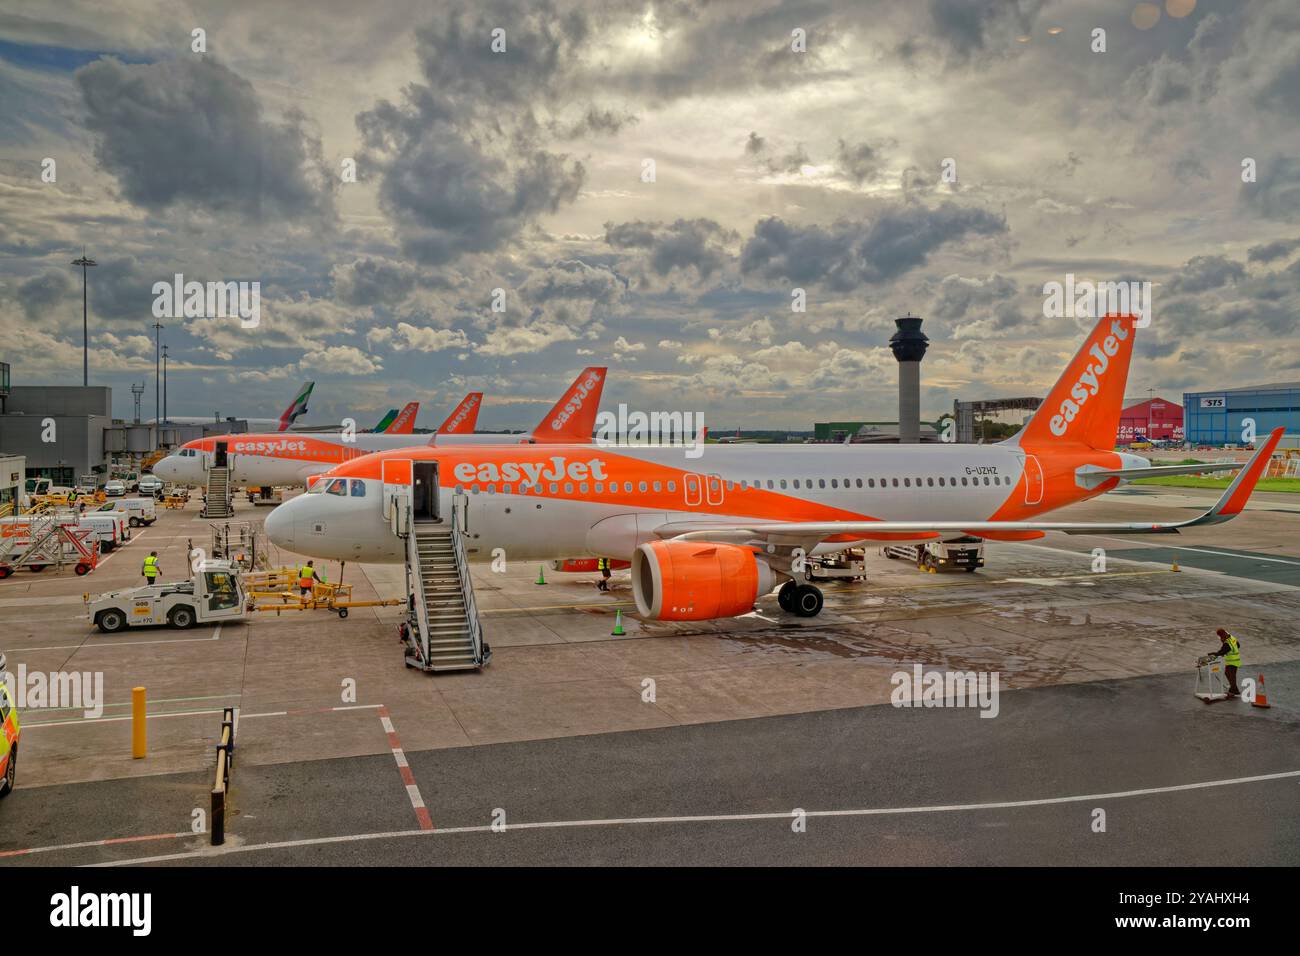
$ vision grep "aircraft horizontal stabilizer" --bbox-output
[1085,461,1243,481]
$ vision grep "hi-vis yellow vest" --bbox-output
[299,566,314,586]
[142,555,159,576]
[1224,635,1241,667]
[598,558,610,571]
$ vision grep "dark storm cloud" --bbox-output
[835,138,891,184]
[1165,254,1246,295]
[559,106,638,138]
[75,57,334,220]
[1247,237,1300,264]
[355,2,592,266]
[15,270,74,318]
[923,0,1045,61]
[1239,154,1300,222]
[519,259,627,304]
[605,219,738,279]
[927,272,1019,321]
[357,98,584,265]
[331,258,420,307]
[739,202,1007,290]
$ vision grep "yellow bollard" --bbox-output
[132,686,146,759]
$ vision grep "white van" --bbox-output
[137,475,165,498]
[98,497,157,528]
[77,513,128,552]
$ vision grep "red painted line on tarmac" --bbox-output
[378,705,433,832]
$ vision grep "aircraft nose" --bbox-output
[153,457,177,480]
[264,501,296,548]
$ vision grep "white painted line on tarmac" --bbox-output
[11,630,226,653]
[91,768,1300,866]
[23,707,228,729]
[1159,546,1300,567]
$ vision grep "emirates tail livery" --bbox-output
[152,370,606,489]
[278,381,315,431]
[266,316,1280,621]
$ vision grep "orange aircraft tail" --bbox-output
[438,392,483,435]
[384,402,419,434]
[1010,314,1138,451]
[533,367,606,443]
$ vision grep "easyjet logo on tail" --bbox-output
[440,393,481,434]
[551,370,603,431]
[386,402,419,434]
[1049,317,1129,437]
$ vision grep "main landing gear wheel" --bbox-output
[777,581,798,612]
[792,584,823,618]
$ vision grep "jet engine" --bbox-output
[632,540,776,620]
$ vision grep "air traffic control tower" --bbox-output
[889,315,929,444]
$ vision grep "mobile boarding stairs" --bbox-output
[384,464,490,673]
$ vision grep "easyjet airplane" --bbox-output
[153,370,604,489]
[265,316,1282,621]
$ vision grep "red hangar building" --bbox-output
[1117,397,1184,444]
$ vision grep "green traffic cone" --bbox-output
[536,564,546,585]
[611,609,626,636]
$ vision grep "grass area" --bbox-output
[1131,475,1300,493]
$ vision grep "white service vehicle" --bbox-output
[882,537,985,572]
[103,480,126,497]
[76,512,129,552]
[137,475,165,498]
[87,560,247,633]
[97,496,157,527]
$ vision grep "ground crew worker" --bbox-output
[142,551,160,584]
[597,557,612,591]
[298,560,321,596]
[1211,628,1243,698]
[67,488,77,506]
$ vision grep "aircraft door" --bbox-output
[214,440,228,469]
[413,461,440,522]
[1023,454,1044,506]
[382,458,412,532]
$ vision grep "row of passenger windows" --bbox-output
[448,474,1014,495]
[743,474,1014,490]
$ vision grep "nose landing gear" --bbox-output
[777,580,824,617]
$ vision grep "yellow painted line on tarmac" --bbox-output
[481,601,634,614]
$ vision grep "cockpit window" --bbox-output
[350,480,366,497]
[325,479,347,496]
[307,481,324,494]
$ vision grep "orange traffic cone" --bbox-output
[1252,673,1271,709]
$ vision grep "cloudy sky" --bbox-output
[1,0,1298,430]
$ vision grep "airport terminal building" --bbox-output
[1183,382,1300,447]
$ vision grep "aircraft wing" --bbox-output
[652,428,1283,551]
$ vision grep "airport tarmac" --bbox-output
[1,486,1296,865]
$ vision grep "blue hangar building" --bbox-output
[1182,382,1300,447]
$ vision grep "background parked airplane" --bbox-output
[148,381,315,432]
[153,371,606,488]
